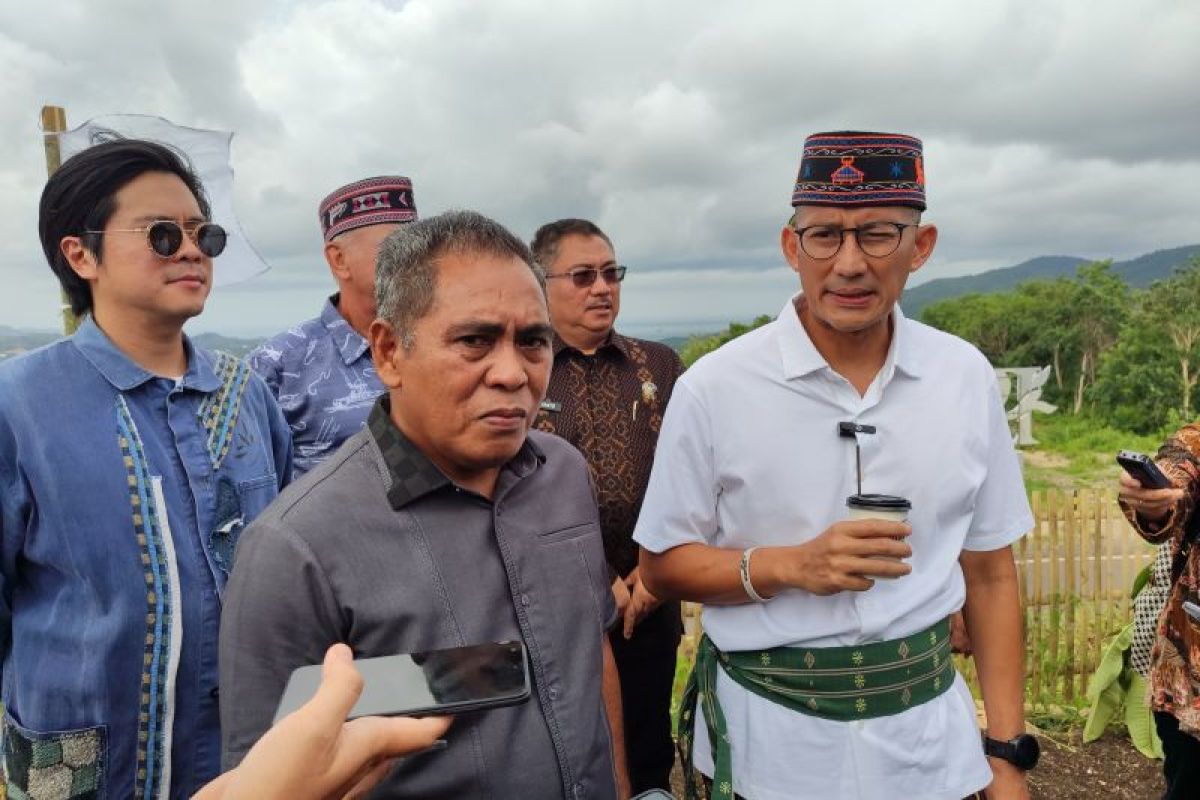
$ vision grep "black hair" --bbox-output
[37,137,211,317]
[529,218,614,270]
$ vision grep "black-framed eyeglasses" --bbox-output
[84,220,228,259]
[793,222,915,260]
[545,265,627,288]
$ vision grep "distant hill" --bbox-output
[0,329,263,362]
[902,244,1200,318]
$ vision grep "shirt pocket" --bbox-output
[210,472,278,578]
[535,522,614,629]
[2,712,107,800]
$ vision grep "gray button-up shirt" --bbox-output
[219,398,618,799]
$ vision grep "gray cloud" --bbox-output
[2,0,1197,335]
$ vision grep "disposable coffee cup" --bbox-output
[846,493,911,563]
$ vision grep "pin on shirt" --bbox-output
[634,380,657,421]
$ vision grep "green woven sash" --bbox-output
[678,618,955,800]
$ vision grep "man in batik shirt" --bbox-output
[532,218,685,794]
[249,176,416,476]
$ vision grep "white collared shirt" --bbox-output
[633,296,1033,800]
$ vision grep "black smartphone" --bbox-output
[274,640,530,723]
[1117,450,1172,490]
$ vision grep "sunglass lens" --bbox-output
[197,224,228,258]
[572,269,598,288]
[147,221,183,257]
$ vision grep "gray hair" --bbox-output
[375,210,544,348]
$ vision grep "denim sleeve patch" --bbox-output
[3,715,106,800]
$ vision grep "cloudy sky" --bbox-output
[2,0,1197,339]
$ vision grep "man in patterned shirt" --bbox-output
[532,218,685,794]
[249,176,417,476]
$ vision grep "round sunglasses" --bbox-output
[85,220,228,259]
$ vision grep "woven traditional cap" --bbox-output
[319,176,417,241]
[791,132,925,210]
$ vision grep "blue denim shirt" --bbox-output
[248,296,383,477]
[0,317,293,800]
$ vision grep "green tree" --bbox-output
[680,315,772,367]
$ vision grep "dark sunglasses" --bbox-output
[545,265,627,288]
[85,220,228,259]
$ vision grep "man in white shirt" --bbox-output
[635,131,1035,800]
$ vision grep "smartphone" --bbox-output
[1117,451,1172,490]
[274,640,530,723]
[1183,601,1200,623]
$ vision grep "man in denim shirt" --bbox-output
[0,139,293,799]
[249,176,417,476]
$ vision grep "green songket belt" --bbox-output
[678,617,956,800]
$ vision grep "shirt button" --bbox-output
[573,782,584,797]
[520,594,530,607]
[548,687,559,700]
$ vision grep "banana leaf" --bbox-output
[1084,623,1134,742]
[1123,670,1164,759]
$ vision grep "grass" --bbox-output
[1020,413,1170,493]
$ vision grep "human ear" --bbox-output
[369,318,404,390]
[60,236,100,281]
[909,224,939,274]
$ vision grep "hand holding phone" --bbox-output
[1117,451,1172,490]
[274,640,530,723]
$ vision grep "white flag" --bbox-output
[57,114,268,287]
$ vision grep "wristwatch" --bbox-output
[982,733,1040,770]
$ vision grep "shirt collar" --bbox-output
[777,295,923,381]
[72,315,220,392]
[552,329,629,359]
[368,396,546,509]
[321,294,371,366]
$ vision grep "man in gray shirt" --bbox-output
[219,210,628,799]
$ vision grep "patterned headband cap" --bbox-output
[791,131,925,210]
[319,176,417,241]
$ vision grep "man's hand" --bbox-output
[611,575,631,619]
[1118,468,1183,524]
[622,567,662,639]
[985,757,1032,800]
[194,643,452,800]
[763,519,912,596]
[950,610,972,655]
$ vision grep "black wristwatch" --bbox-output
[982,733,1040,770]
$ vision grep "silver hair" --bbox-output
[375,210,545,349]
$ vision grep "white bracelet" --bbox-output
[739,547,769,603]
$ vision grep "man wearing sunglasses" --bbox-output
[635,132,1034,799]
[531,218,685,795]
[248,176,417,477]
[0,138,293,799]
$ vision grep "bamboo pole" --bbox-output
[1027,489,1046,705]
[1064,490,1078,701]
[1090,489,1104,677]
[40,105,79,336]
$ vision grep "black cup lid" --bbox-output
[846,493,912,511]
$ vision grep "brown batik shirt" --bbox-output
[535,331,685,577]
[1120,423,1200,735]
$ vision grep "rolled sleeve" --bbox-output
[963,374,1034,552]
[219,518,343,769]
[633,381,720,554]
